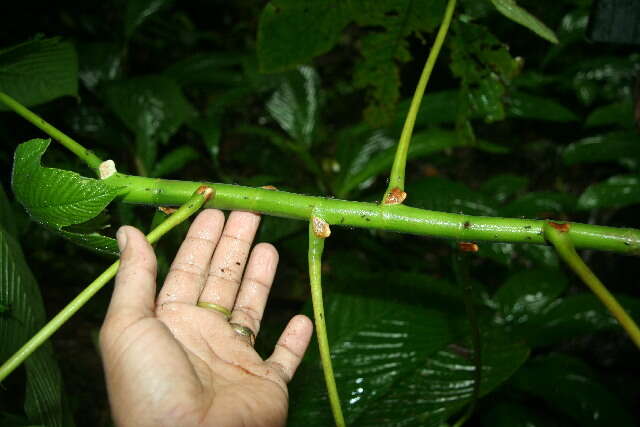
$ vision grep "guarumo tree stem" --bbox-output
[0,186,213,382]
[102,173,640,255]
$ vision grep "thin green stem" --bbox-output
[544,222,640,349]
[382,0,457,203]
[102,173,640,255]
[0,92,104,174]
[0,186,213,382]
[308,217,346,427]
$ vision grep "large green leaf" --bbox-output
[257,0,351,72]
[102,75,195,172]
[164,52,245,87]
[288,292,458,426]
[493,268,568,326]
[335,129,487,198]
[511,354,634,426]
[0,185,73,427]
[507,91,579,122]
[354,328,530,426]
[406,176,497,216]
[151,146,200,178]
[77,42,123,91]
[480,174,529,204]
[11,139,118,228]
[563,131,640,165]
[0,38,77,111]
[450,21,520,124]
[585,100,635,129]
[266,66,319,148]
[577,174,640,210]
[499,191,576,219]
[524,294,640,347]
[489,0,559,44]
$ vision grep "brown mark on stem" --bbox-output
[458,242,479,252]
[195,185,215,202]
[548,221,570,233]
[261,185,278,190]
[312,216,331,238]
[158,206,177,215]
[383,187,407,205]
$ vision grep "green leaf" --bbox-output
[164,52,246,87]
[499,191,576,219]
[257,0,351,73]
[507,92,579,122]
[289,292,457,426]
[524,294,640,347]
[493,268,568,326]
[585,100,635,128]
[511,354,635,426]
[354,328,530,426]
[577,174,640,210]
[352,0,447,124]
[0,38,77,110]
[394,90,459,128]
[480,174,529,204]
[406,176,497,216]
[151,146,200,178]
[77,42,123,91]
[124,0,174,38]
[489,0,559,44]
[102,75,195,172]
[266,66,319,147]
[0,186,73,427]
[0,185,17,237]
[11,139,119,228]
[55,229,119,257]
[336,129,473,198]
[450,22,520,124]
[563,131,640,165]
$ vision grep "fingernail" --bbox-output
[116,228,128,253]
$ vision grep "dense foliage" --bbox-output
[1,0,639,426]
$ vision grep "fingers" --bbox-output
[229,243,279,335]
[267,315,313,383]
[105,226,157,323]
[157,209,225,306]
[198,211,261,311]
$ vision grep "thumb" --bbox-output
[105,226,158,323]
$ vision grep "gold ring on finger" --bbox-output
[197,301,232,320]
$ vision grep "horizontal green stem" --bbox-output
[0,92,104,173]
[103,173,640,255]
[308,218,346,427]
[0,187,212,382]
[544,222,640,349]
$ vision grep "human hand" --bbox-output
[100,210,313,427]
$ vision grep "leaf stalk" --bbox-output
[308,217,345,427]
[382,0,457,204]
[544,222,640,349]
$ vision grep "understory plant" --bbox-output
[1,0,640,426]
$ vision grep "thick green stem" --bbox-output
[544,222,640,349]
[103,173,640,255]
[308,217,346,427]
[382,0,457,204]
[0,92,104,173]
[0,186,213,382]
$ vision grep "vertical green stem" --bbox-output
[382,0,457,203]
[308,219,346,427]
[0,92,104,174]
[544,222,640,349]
[0,186,213,382]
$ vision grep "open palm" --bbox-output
[100,210,313,427]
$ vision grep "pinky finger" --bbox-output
[267,315,313,383]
